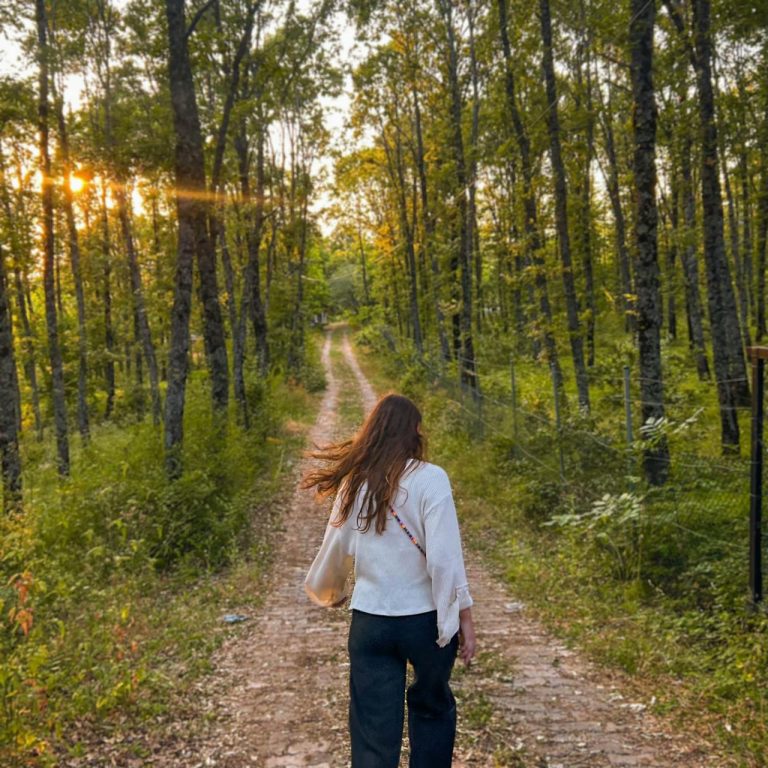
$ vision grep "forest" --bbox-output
[1,0,767,764]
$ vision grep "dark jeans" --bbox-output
[348,609,459,768]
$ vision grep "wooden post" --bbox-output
[747,346,767,607]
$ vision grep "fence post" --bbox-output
[510,354,520,456]
[747,347,765,608]
[551,362,565,480]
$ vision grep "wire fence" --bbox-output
[371,330,757,591]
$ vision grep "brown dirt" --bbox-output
[107,330,727,767]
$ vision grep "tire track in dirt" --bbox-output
[148,329,722,768]
[179,329,354,767]
[336,334,721,768]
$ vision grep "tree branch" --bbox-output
[185,0,216,42]
[661,0,698,70]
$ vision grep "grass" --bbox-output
[1,351,324,766]
[351,322,768,768]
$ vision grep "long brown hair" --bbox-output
[303,393,425,534]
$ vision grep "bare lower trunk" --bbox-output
[665,196,678,339]
[498,0,561,385]
[575,7,596,365]
[540,0,588,408]
[412,84,450,361]
[438,0,478,394]
[36,0,69,476]
[236,125,268,377]
[382,106,422,356]
[724,160,751,347]
[0,149,42,438]
[680,134,710,379]
[693,0,749,451]
[117,186,162,424]
[740,151,754,320]
[756,103,768,341]
[101,194,116,418]
[13,266,43,439]
[214,214,246,418]
[601,104,635,333]
[195,221,229,412]
[467,0,482,332]
[630,0,669,484]
[0,246,21,510]
[164,0,207,474]
[52,88,90,442]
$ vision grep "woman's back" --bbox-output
[303,392,475,768]
[307,458,471,647]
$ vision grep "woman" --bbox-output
[304,393,476,768]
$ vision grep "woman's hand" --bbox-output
[458,607,476,667]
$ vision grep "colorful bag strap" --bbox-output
[390,506,426,557]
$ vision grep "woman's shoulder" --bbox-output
[407,460,451,490]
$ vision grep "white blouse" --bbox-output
[305,460,473,647]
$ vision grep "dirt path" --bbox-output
[152,330,720,768]
[185,330,352,768]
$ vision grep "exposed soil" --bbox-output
[113,330,725,767]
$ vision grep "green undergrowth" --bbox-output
[352,323,767,768]
[0,355,324,765]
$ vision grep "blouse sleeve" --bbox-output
[305,497,354,608]
[423,486,474,647]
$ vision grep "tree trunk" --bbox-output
[630,0,669,484]
[36,0,69,477]
[0,149,43,439]
[539,0,589,408]
[601,100,635,333]
[357,219,371,306]
[498,0,561,385]
[438,0,478,395]
[0,246,21,510]
[382,106,422,356]
[664,192,677,339]
[195,224,229,412]
[723,154,751,347]
[692,0,749,451]
[208,1,257,416]
[575,2,596,365]
[217,217,240,360]
[164,0,210,474]
[756,103,768,341]
[740,150,754,320]
[713,54,752,348]
[236,124,269,376]
[101,192,116,419]
[291,171,311,373]
[116,186,162,424]
[13,265,43,440]
[51,88,90,441]
[412,82,450,361]
[170,0,228,420]
[680,133,710,379]
[467,0,483,331]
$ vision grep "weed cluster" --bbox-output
[354,325,768,764]
[0,371,315,765]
